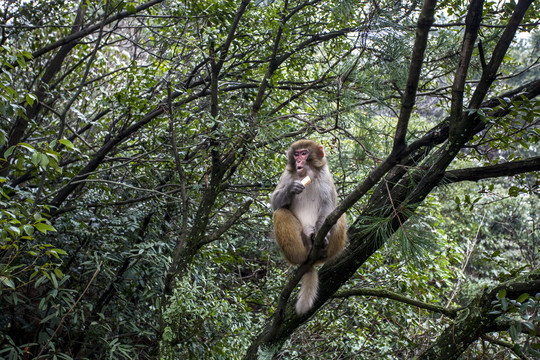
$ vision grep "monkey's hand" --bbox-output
[289,180,305,195]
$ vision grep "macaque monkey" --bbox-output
[271,139,347,314]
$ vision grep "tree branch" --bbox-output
[449,0,485,142]
[0,1,87,176]
[3,0,165,70]
[444,156,540,183]
[419,269,540,360]
[469,0,534,109]
[204,199,254,244]
[334,287,459,318]
[392,0,437,154]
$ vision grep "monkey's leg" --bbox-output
[273,209,309,264]
[325,214,348,260]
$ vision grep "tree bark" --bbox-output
[445,156,540,183]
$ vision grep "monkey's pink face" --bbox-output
[293,148,310,177]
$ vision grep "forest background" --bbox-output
[1,0,540,359]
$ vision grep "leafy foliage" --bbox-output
[0,0,539,359]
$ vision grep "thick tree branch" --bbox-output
[449,0,485,142]
[469,0,534,109]
[445,156,540,183]
[393,0,437,154]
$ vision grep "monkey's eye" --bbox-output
[301,151,308,156]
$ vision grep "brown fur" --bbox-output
[323,214,347,262]
[273,208,308,264]
[273,209,347,265]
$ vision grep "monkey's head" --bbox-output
[286,139,326,177]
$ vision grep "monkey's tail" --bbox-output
[296,267,318,315]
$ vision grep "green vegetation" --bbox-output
[0,0,539,359]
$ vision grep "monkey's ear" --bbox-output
[318,145,325,158]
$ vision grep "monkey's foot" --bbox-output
[323,234,330,249]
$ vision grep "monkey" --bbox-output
[271,139,347,314]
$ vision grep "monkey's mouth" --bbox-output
[296,166,306,175]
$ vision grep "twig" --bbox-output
[446,214,485,307]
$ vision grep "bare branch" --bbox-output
[449,0,484,142]
[392,0,437,154]
[469,0,535,109]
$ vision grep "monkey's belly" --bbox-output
[290,193,320,233]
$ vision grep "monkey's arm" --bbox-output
[271,178,304,210]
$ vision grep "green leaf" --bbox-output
[126,3,137,13]
[0,276,15,289]
[51,248,67,255]
[7,225,21,236]
[16,57,25,68]
[47,248,66,259]
[516,293,529,303]
[25,93,36,106]
[34,222,56,234]
[23,224,34,236]
[523,321,535,333]
[497,289,507,299]
[54,268,64,279]
[29,271,39,280]
[19,142,35,152]
[508,186,521,197]
[34,274,48,287]
[21,50,33,59]
[501,297,509,311]
[31,152,40,166]
[5,86,17,97]
[39,153,49,168]
[51,272,58,288]
[58,139,74,150]
[509,325,518,340]
[4,145,16,158]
